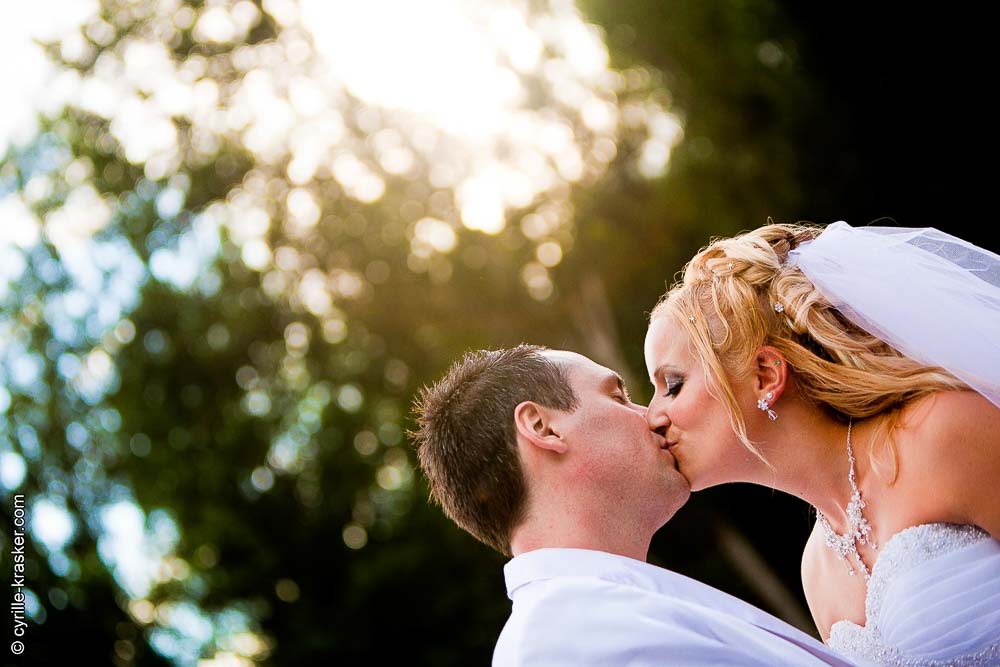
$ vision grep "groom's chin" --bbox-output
[660,476,692,522]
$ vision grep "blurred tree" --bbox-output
[0,0,675,664]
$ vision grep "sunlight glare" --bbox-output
[458,175,505,234]
[0,0,97,151]
[44,185,112,245]
[303,0,522,138]
[0,195,41,248]
[414,217,457,253]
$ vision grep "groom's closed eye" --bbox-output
[611,374,631,403]
[600,373,631,403]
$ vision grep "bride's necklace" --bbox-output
[814,418,878,580]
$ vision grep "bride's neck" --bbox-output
[751,412,874,533]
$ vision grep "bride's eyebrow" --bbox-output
[651,364,680,382]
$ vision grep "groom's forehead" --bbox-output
[541,350,618,389]
[540,349,583,365]
[540,349,591,374]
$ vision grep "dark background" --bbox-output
[779,4,990,246]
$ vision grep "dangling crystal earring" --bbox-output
[757,391,777,421]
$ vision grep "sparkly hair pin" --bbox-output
[773,302,784,313]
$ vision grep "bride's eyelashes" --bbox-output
[665,377,684,397]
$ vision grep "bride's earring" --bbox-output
[757,391,777,421]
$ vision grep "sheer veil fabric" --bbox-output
[787,221,1000,409]
[789,222,1000,664]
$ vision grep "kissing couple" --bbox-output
[412,221,1000,666]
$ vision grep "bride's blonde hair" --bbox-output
[649,222,967,475]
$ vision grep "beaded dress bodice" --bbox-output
[827,523,1000,666]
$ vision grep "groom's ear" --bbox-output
[514,401,568,454]
[754,346,787,404]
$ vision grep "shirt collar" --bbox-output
[504,548,797,639]
[504,548,660,600]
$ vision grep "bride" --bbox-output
[643,221,1000,665]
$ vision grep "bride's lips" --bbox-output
[653,435,679,463]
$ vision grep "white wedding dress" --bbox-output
[826,523,1000,666]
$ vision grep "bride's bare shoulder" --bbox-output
[901,390,998,437]
[894,390,1000,533]
[896,390,998,463]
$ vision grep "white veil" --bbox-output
[787,221,1000,409]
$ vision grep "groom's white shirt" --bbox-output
[494,548,866,666]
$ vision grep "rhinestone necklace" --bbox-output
[814,418,878,580]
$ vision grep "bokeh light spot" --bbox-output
[275,578,300,602]
[342,523,367,550]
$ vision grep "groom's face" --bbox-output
[540,350,690,517]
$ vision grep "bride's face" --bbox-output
[644,316,761,490]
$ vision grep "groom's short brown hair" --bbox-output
[411,345,577,556]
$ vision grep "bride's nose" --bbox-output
[646,395,670,435]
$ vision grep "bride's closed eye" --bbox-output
[665,377,684,397]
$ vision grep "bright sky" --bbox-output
[0,0,98,153]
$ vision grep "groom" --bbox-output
[411,345,862,666]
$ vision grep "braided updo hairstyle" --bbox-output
[649,223,967,471]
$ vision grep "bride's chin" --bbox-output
[688,479,711,492]
[671,459,700,489]
[681,465,715,492]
